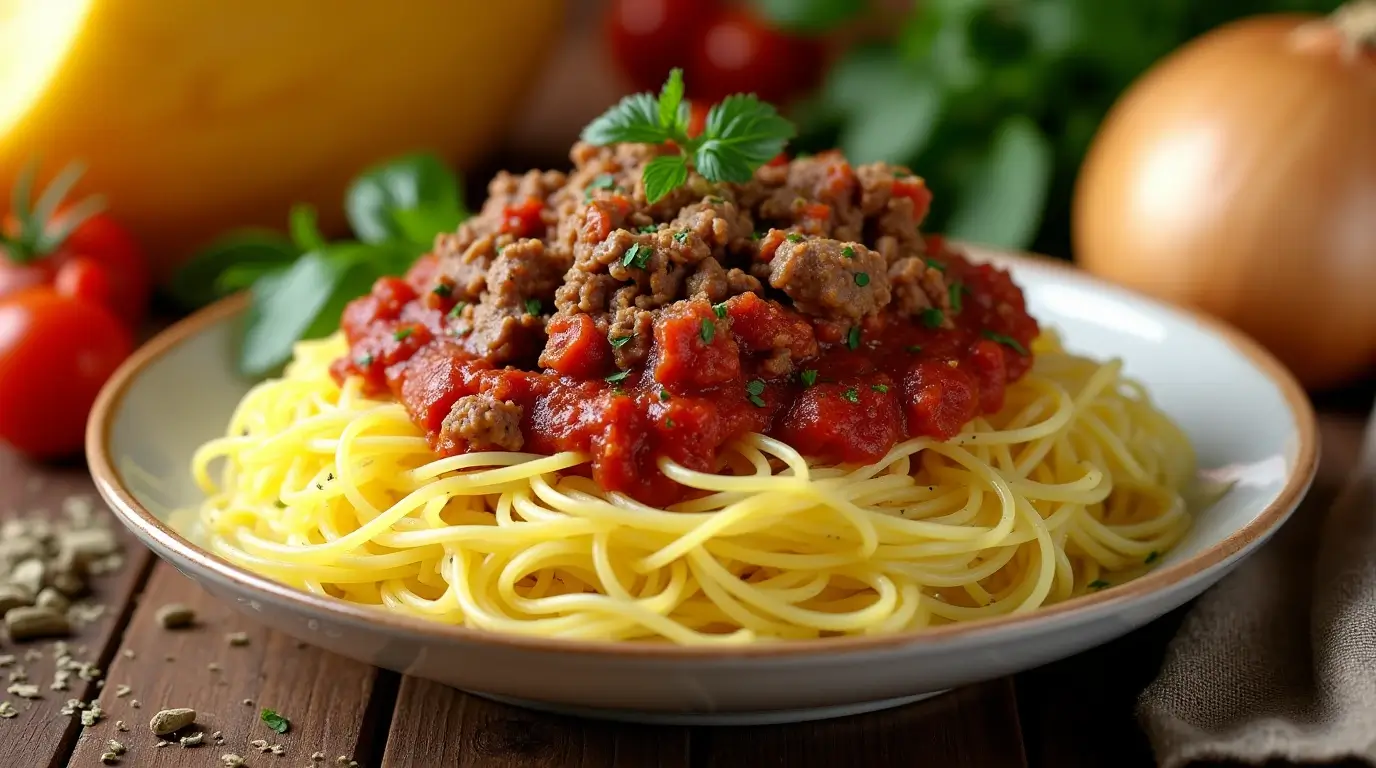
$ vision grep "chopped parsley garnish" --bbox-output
[846,326,861,350]
[524,298,542,315]
[871,384,889,393]
[905,345,922,354]
[921,308,944,328]
[800,369,818,388]
[925,257,946,272]
[751,230,764,241]
[673,230,690,244]
[260,708,290,734]
[982,330,1028,356]
[393,327,414,341]
[745,379,767,407]
[610,335,633,349]
[854,272,870,287]
[637,224,658,233]
[447,301,467,319]
[786,233,804,243]
[949,281,964,313]
[666,418,676,428]
[622,242,653,269]
[1145,551,1160,564]
[605,370,631,383]
[842,387,859,403]
[841,245,855,259]
[712,302,728,319]
[1088,580,1110,590]
[584,173,616,201]
[580,69,795,203]
[659,389,671,401]
[699,318,716,344]
[431,283,453,297]
[355,354,373,368]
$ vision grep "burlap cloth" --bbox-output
[1138,420,1376,767]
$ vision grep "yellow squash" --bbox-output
[0,0,563,280]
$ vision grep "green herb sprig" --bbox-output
[581,69,797,203]
[260,708,290,734]
[172,153,469,377]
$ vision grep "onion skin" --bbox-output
[1074,12,1376,390]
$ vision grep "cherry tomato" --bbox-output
[689,9,825,105]
[0,287,133,459]
[54,257,114,307]
[1,208,149,328]
[606,0,719,93]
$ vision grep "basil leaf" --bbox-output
[701,94,795,165]
[658,68,685,133]
[580,92,669,146]
[239,253,345,377]
[694,140,756,184]
[748,0,865,32]
[289,205,328,252]
[168,231,298,309]
[345,153,466,245]
[945,115,1052,249]
[642,155,688,204]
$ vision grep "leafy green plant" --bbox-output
[172,152,468,377]
[791,0,1342,256]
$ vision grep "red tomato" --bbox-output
[1,208,149,328]
[54,257,113,307]
[605,0,720,93]
[0,287,133,459]
[689,10,825,105]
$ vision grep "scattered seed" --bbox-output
[100,751,119,765]
[180,732,205,748]
[130,699,141,709]
[34,587,69,612]
[270,744,286,755]
[0,655,13,667]
[107,739,126,755]
[114,684,131,698]
[250,739,269,752]
[8,666,26,682]
[50,669,71,691]
[5,606,70,641]
[0,584,30,614]
[9,558,44,597]
[154,742,168,748]
[115,720,128,731]
[60,698,85,715]
[155,603,195,630]
[207,662,221,672]
[6,683,39,699]
[312,753,325,762]
[0,701,16,718]
[149,707,196,736]
[81,702,104,726]
[227,632,250,647]
[242,699,254,707]
[212,730,222,740]
[222,755,246,768]
[121,649,135,659]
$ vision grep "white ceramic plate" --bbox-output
[87,247,1317,725]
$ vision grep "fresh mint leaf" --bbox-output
[260,708,290,734]
[345,153,467,245]
[580,92,668,145]
[701,94,795,166]
[694,140,756,184]
[169,231,298,309]
[289,205,327,252]
[658,68,685,133]
[642,155,689,203]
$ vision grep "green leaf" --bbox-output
[748,0,867,32]
[642,155,688,203]
[345,153,466,245]
[168,231,299,309]
[701,94,795,165]
[835,69,941,164]
[260,708,290,734]
[580,92,670,146]
[239,253,348,377]
[658,68,685,134]
[694,140,756,184]
[289,205,327,252]
[945,115,1052,249]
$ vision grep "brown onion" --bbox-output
[1074,1,1376,390]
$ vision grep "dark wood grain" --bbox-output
[0,453,154,768]
[381,678,691,768]
[694,679,1028,768]
[65,563,395,767]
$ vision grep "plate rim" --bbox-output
[86,246,1319,660]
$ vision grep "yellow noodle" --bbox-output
[190,330,1194,644]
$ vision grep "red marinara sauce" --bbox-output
[332,244,1038,506]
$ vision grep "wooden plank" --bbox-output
[381,678,690,768]
[695,679,1028,768]
[66,563,396,767]
[0,453,154,768]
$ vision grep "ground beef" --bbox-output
[440,392,523,451]
[422,145,946,367]
[768,238,890,321]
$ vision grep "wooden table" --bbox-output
[2,399,1364,768]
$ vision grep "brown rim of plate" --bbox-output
[86,247,1319,659]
